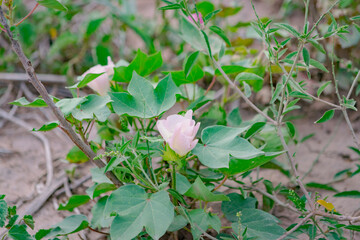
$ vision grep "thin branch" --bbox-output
[212,59,277,125]
[15,3,39,27]
[213,176,228,192]
[193,223,218,240]
[277,213,314,240]
[277,127,314,211]
[314,211,360,223]
[347,70,360,99]
[342,109,360,149]
[0,6,121,187]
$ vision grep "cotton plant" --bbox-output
[1,0,360,240]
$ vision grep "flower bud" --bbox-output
[81,57,115,96]
[157,110,200,157]
[188,13,204,25]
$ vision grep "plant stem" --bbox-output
[0,6,122,187]
[213,176,227,192]
[172,162,177,205]
[15,3,39,26]
[277,213,314,240]
[346,70,360,99]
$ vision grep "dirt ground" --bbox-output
[1,0,360,240]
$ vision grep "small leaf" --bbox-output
[37,0,67,11]
[201,30,213,58]
[184,51,200,78]
[285,122,296,138]
[344,225,360,231]
[0,199,7,227]
[66,146,89,163]
[235,72,264,92]
[309,59,329,73]
[308,39,326,54]
[315,109,335,123]
[58,195,91,212]
[317,81,332,97]
[158,3,181,10]
[209,25,231,46]
[243,82,252,97]
[245,122,266,139]
[351,16,360,21]
[302,47,310,66]
[334,190,360,198]
[10,97,48,108]
[306,182,338,192]
[317,199,336,212]
[32,121,59,132]
[276,23,301,37]
[85,17,106,38]
[23,215,35,230]
[204,9,222,24]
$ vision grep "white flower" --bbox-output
[157,110,200,156]
[81,57,114,95]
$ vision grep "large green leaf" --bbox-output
[220,152,284,176]
[105,185,174,240]
[192,125,263,168]
[37,215,89,239]
[221,193,257,222]
[110,73,180,118]
[231,209,286,240]
[189,209,221,240]
[184,177,229,202]
[113,49,162,82]
[91,196,113,229]
[8,225,34,240]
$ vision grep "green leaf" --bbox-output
[22,215,34,230]
[221,193,257,222]
[227,108,242,127]
[105,185,174,240]
[55,97,86,115]
[86,183,117,199]
[85,17,106,37]
[235,72,264,92]
[184,51,200,78]
[231,209,286,240]
[285,122,296,138]
[10,97,47,108]
[305,182,338,192]
[158,3,181,10]
[58,195,91,212]
[167,214,188,232]
[343,97,357,111]
[68,73,105,89]
[302,47,310,66]
[201,30,213,58]
[204,9,222,24]
[32,121,59,132]
[42,215,89,238]
[192,125,263,168]
[276,23,301,38]
[189,209,221,239]
[315,109,335,123]
[334,190,360,198]
[110,73,180,118]
[344,225,360,231]
[309,59,329,73]
[113,49,162,82]
[8,225,34,240]
[317,81,332,97]
[91,196,113,229]
[244,122,266,139]
[209,25,231,46]
[184,177,229,202]
[71,95,112,122]
[0,199,7,227]
[37,0,67,11]
[221,152,284,175]
[66,146,89,164]
[165,64,204,86]
[308,39,326,54]
[351,16,360,21]
[176,173,191,195]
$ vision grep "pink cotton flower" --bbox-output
[188,13,204,25]
[157,110,200,157]
[81,57,115,96]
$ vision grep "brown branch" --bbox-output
[204,75,216,96]
[0,6,121,187]
[15,3,39,27]
[213,175,227,192]
[277,213,314,240]
[314,211,360,223]
[88,226,110,236]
